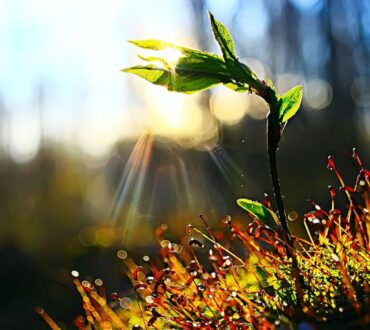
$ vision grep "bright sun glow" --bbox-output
[156,48,183,65]
[148,89,202,136]
[210,87,249,125]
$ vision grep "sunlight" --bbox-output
[210,86,249,125]
[142,85,205,141]
[206,145,246,194]
[109,133,153,246]
[156,48,183,65]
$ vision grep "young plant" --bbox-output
[123,13,302,247]
[39,13,370,330]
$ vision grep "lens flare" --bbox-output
[109,133,153,245]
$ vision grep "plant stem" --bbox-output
[267,107,293,246]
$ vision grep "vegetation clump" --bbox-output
[39,13,370,329]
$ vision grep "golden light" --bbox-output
[142,48,183,67]
[210,86,249,125]
[157,48,183,65]
[143,85,204,140]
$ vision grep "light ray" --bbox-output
[207,145,245,193]
[108,133,153,245]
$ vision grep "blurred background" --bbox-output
[1,0,370,328]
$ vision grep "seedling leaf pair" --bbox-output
[124,14,260,95]
[123,40,232,93]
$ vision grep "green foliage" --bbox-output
[278,85,303,123]
[208,13,236,60]
[123,40,240,93]
[237,198,279,228]
[209,12,258,88]
[123,12,304,242]
[55,155,370,329]
[124,15,302,123]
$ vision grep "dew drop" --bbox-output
[160,240,170,248]
[117,250,128,260]
[189,238,204,248]
[35,307,44,314]
[119,297,133,310]
[95,278,103,286]
[221,215,232,224]
[186,224,194,236]
[71,270,79,278]
[288,211,298,222]
[313,218,321,225]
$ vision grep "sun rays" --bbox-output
[108,132,247,247]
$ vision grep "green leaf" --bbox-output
[128,39,181,51]
[123,65,223,94]
[123,39,239,94]
[224,82,248,92]
[237,198,279,228]
[208,13,236,61]
[209,13,258,89]
[279,85,303,123]
[128,39,223,62]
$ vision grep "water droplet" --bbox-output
[133,266,145,281]
[71,270,79,278]
[186,224,194,236]
[288,211,298,222]
[35,307,44,314]
[117,250,128,260]
[160,240,170,248]
[220,215,231,224]
[313,218,321,225]
[119,297,133,309]
[189,238,204,248]
[95,278,103,286]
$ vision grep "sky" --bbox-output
[0,0,333,162]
